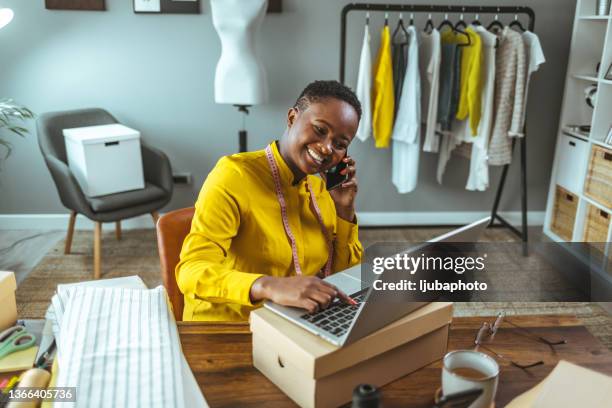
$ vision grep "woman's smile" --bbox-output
[307,147,324,165]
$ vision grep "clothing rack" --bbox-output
[339,3,535,253]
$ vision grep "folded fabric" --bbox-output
[52,286,186,408]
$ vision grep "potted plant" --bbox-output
[0,98,34,167]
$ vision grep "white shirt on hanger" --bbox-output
[420,28,442,153]
[391,26,420,193]
[520,31,545,128]
[465,25,497,191]
[355,24,372,142]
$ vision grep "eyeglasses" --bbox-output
[474,312,567,371]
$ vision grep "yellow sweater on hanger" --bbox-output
[372,24,394,148]
[442,27,483,136]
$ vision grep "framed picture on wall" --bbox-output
[134,0,200,14]
[45,0,105,10]
[134,0,161,13]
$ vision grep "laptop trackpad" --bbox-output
[324,268,362,295]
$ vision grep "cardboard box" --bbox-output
[0,271,18,330]
[251,302,453,408]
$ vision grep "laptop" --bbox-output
[264,217,490,346]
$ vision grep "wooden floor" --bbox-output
[0,230,63,284]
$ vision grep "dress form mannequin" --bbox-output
[211,0,269,106]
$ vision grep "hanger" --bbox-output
[438,12,454,31]
[454,25,471,46]
[471,14,481,26]
[392,12,409,43]
[439,12,471,46]
[384,5,389,26]
[424,11,435,33]
[471,7,483,26]
[409,12,415,26]
[509,14,526,32]
[455,8,467,30]
[487,8,504,31]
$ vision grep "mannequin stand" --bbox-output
[235,104,251,152]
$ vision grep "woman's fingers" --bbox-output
[301,298,320,314]
[321,281,355,305]
[314,280,338,297]
[341,176,358,190]
[308,290,334,309]
[341,166,356,177]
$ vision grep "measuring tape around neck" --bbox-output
[264,145,333,277]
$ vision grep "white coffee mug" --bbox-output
[441,350,499,408]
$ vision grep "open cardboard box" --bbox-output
[0,271,18,331]
[251,302,453,408]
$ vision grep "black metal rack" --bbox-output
[339,3,535,252]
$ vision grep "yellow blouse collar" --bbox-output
[269,141,307,186]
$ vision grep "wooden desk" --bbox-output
[179,315,612,407]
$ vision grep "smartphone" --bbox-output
[325,155,349,191]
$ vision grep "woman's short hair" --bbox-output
[294,80,362,121]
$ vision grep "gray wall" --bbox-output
[0,0,574,215]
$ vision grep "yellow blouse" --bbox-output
[176,141,363,321]
[372,25,395,148]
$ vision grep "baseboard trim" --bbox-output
[0,211,545,230]
[357,211,545,227]
[0,214,156,230]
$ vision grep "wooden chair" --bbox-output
[155,207,195,321]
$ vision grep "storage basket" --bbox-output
[551,185,578,241]
[583,204,610,243]
[584,145,612,209]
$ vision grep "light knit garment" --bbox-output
[420,28,442,153]
[488,27,527,166]
[372,24,395,148]
[355,24,372,142]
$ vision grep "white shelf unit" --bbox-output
[544,0,612,275]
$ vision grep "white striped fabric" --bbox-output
[52,286,185,408]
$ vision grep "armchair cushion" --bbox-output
[88,182,167,212]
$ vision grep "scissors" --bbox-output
[0,325,37,359]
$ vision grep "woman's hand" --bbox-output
[250,275,353,313]
[327,156,357,222]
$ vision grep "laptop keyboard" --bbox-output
[299,289,368,337]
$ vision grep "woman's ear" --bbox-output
[287,107,298,128]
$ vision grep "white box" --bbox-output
[556,134,589,194]
[64,124,145,197]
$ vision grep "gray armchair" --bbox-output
[37,108,173,278]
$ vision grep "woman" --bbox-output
[176,80,363,321]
